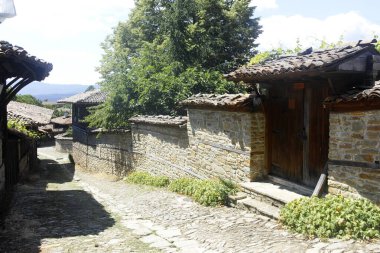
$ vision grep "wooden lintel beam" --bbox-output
[5,77,21,89]
[328,159,380,170]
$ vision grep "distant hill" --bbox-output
[18,82,99,102]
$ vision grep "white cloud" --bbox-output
[257,11,380,51]
[250,0,278,11]
[0,0,135,85]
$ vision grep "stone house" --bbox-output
[67,40,380,214]
[7,101,54,133]
[0,41,52,213]
[226,39,380,202]
[6,101,54,183]
[58,89,106,130]
[323,83,380,203]
[58,90,109,171]
[50,114,72,134]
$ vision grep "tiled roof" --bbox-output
[129,115,188,127]
[7,101,54,125]
[324,81,380,105]
[0,41,53,81]
[58,89,107,104]
[226,39,378,82]
[181,93,257,111]
[50,115,72,125]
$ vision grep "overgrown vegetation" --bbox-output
[169,177,238,206]
[125,171,238,206]
[280,195,380,240]
[7,119,40,139]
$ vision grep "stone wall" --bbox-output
[131,123,196,178]
[131,110,266,183]
[328,110,380,204]
[72,109,266,184]
[55,135,73,153]
[187,109,265,182]
[72,127,133,177]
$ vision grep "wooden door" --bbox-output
[5,138,19,189]
[270,84,304,182]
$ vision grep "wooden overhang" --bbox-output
[0,41,53,107]
[225,39,380,85]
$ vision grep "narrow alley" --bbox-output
[0,147,379,253]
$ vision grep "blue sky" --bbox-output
[0,0,379,85]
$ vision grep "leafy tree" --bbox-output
[88,0,261,129]
[13,94,43,106]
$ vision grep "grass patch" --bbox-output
[125,171,238,206]
[280,195,380,240]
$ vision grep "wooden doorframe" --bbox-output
[302,86,311,184]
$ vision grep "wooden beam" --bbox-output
[2,78,32,107]
[303,86,311,183]
[328,159,380,170]
[312,163,328,197]
[326,101,380,112]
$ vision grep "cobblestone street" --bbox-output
[1,147,380,253]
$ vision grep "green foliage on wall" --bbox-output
[7,119,41,139]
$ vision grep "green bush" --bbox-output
[169,177,237,206]
[125,171,238,207]
[125,171,170,188]
[280,195,380,240]
[168,178,199,196]
[192,179,231,206]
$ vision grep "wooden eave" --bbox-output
[229,47,380,85]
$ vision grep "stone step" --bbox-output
[236,197,280,220]
[228,191,247,206]
[240,180,310,209]
[267,175,313,196]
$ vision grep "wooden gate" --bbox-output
[269,84,304,183]
[267,82,329,186]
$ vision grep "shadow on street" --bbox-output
[0,156,115,253]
